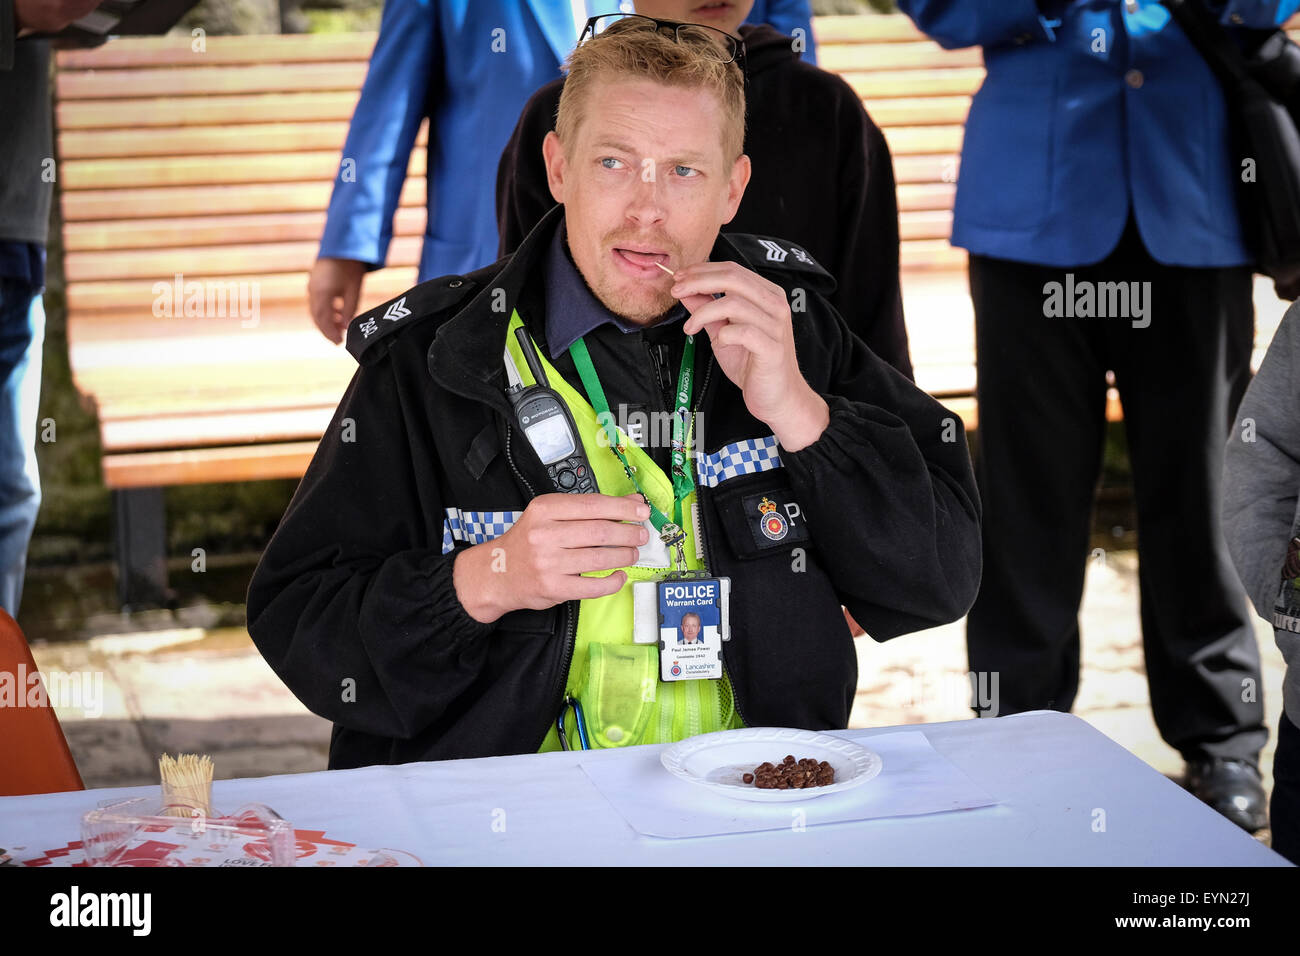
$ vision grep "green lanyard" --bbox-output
[568,333,696,560]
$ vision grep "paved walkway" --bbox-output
[29,550,1287,847]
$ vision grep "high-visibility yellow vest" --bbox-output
[503,311,744,750]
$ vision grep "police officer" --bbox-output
[247,17,981,768]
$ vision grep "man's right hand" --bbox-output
[308,257,366,344]
[453,493,651,624]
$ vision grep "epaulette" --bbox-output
[726,233,837,296]
[346,273,480,365]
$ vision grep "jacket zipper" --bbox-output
[507,420,579,751]
[691,354,751,730]
[503,422,536,498]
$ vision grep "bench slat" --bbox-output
[63,235,423,282]
[60,148,422,190]
[64,207,427,253]
[813,14,938,43]
[61,179,426,221]
[883,126,964,155]
[58,91,362,130]
[102,407,340,451]
[65,267,417,312]
[862,96,971,127]
[843,68,985,98]
[57,33,375,68]
[818,41,984,72]
[898,182,957,211]
[60,120,429,160]
[900,209,954,241]
[57,61,369,99]
[102,442,323,488]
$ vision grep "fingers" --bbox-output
[681,294,784,341]
[671,261,787,311]
[528,492,650,524]
[308,274,343,344]
[340,278,362,331]
[675,291,717,316]
[708,320,780,358]
[534,518,648,552]
[565,570,629,601]
[309,260,364,346]
[558,546,644,575]
[672,265,790,341]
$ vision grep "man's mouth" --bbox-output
[612,247,671,275]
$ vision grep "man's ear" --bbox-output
[542,131,568,204]
[721,154,751,225]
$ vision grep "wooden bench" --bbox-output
[52,15,1297,603]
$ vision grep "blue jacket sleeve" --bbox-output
[317,0,437,270]
[746,0,818,64]
[896,0,1057,49]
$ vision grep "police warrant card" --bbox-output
[656,577,726,682]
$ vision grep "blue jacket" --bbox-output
[319,0,817,282]
[319,1,579,280]
[748,0,817,63]
[897,0,1300,268]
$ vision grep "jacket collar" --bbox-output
[524,0,583,70]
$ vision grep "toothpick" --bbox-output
[653,261,675,277]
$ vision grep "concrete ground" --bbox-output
[29,549,1288,848]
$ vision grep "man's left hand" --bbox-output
[671,261,829,451]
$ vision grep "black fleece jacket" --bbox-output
[246,206,979,770]
[496,24,914,380]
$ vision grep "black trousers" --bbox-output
[1273,710,1300,863]
[967,218,1268,765]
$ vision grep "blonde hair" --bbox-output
[556,18,746,161]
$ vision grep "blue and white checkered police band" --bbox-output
[439,438,782,551]
[694,436,784,489]
[440,508,524,555]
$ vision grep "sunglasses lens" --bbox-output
[676,24,739,62]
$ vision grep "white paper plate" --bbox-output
[660,727,882,802]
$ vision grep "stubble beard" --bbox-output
[593,275,678,325]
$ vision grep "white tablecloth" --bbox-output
[1,711,1289,865]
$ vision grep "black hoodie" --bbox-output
[495,24,913,380]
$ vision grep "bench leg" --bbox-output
[113,488,169,608]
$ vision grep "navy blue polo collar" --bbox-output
[544,217,687,360]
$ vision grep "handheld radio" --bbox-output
[505,327,596,494]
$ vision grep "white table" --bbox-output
[1,712,1289,865]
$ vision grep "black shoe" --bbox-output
[1184,759,1267,834]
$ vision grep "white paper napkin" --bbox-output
[579,729,997,839]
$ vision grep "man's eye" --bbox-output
[600,157,624,170]
[675,165,699,178]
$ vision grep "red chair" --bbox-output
[0,609,84,795]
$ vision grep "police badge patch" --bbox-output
[757,497,788,541]
[734,489,808,553]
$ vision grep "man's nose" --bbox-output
[625,162,667,226]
